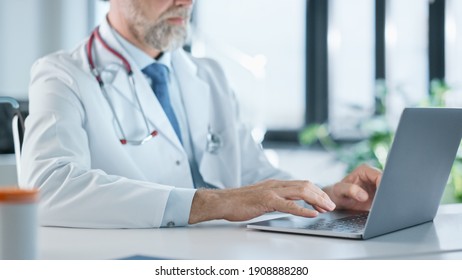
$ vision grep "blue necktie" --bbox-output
[142,63,182,143]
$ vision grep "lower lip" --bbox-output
[167,17,185,25]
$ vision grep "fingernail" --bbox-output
[327,200,336,210]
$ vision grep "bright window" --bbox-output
[385,0,429,127]
[445,0,462,106]
[327,0,375,139]
[192,0,307,134]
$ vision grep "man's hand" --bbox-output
[188,179,336,224]
[323,164,382,211]
[188,164,381,224]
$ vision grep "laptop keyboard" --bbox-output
[305,213,369,233]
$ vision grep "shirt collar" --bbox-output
[109,26,172,72]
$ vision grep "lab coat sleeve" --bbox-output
[212,61,294,184]
[20,57,192,228]
[237,115,295,185]
[232,102,306,205]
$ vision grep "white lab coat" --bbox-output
[20,20,291,228]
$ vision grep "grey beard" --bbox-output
[144,22,188,52]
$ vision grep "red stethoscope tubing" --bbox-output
[87,27,133,80]
[86,27,158,145]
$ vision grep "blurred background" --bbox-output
[1,0,462,202]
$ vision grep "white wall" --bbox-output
[0,0,92,100]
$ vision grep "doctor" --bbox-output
[20,0,381,228]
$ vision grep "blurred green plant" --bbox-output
[299,79,462,203]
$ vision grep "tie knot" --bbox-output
[142,63,169,85]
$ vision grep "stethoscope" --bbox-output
[86,26,223,153]
[87,27,157,145]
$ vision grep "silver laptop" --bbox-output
[248,108,462,239]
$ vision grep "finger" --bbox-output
[260,180,336,212]
[335,183,369,202]
[357,164,382,186]
[279,183,336,211]
[279,180,332,199]
[272,198,319,218]
[313,205,329,213]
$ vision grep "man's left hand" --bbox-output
[323,164,382,211]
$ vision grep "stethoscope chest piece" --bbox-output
[206,130,222,154]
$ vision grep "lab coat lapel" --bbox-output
[171,51,210,164]
[97,20,183,151]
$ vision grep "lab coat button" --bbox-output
[167,221,175,227]
[175,160,181,166]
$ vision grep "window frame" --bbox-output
[266,0,446,145]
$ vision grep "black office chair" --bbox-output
[0,96,25,179]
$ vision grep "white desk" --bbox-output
[39,204,462,260]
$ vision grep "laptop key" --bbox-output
[306,213,368,233]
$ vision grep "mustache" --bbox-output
[158,6,192,22]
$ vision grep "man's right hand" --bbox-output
[188,180,336,224]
